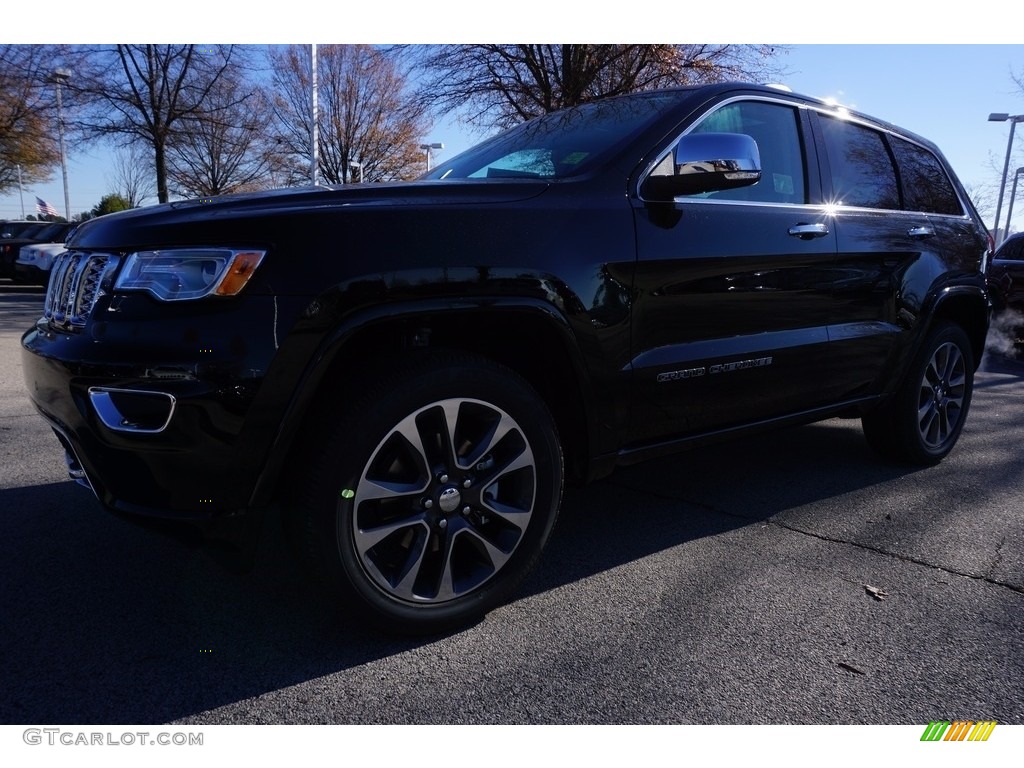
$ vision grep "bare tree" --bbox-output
[0,45,63,195]
[167,76,279,197]
[271,44,430,184]
[71,45,252,203]
[108,144,155,207]
[416,44,788,131]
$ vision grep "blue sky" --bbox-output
[4,44,1023,231]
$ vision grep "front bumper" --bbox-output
[20,293,295,520]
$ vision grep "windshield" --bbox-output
[35,223,69,242]
[424,91,690,181]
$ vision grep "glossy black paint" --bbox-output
[20,83,990,530]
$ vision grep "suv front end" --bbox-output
[21,243,287,523]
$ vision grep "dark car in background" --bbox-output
[1,221,73,281]
[1,220,45,239]
[987,232,1024,344]
[21,83,991,633]
[1,221,45,279]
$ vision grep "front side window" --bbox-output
[819,114,900,210]
[679,100,807,204]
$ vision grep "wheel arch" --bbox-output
[928,285,989,371]
[250,298,597,508]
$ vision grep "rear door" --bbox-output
[813,112,985,397]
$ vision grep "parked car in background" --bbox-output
[21,83,991,633]
[16,240,71,286]
[1,220,45,239]
[986,232,1024,343]
[1,222,46,279]
[1,222,73,282]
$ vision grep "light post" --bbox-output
[50,68,72,221]
[310,45,318,187]
[349,160,363,184]
[420,142,444,172]
[989,112,1024,247]
[1005,166,1024,240]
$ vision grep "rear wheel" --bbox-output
[862,321,974,465]
[292,352,563,634]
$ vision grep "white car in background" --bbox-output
[16,241,69,286]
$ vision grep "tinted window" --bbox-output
[889,136,962,216]
[819,115,900,210]
[997,236,1024,261]
[2,222,43,239]
[34,223,69,242]
[685,101,806,204]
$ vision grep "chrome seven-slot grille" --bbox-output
[44,251,120,329]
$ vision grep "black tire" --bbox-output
[292,351,563,634]
[862,321,974,465]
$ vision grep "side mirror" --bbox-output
[641,132,761,200]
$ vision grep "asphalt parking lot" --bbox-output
[1,281,1022,725]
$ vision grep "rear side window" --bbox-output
[888,136,963,216]
[819,115,899,210]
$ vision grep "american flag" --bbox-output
[36,197,58,217]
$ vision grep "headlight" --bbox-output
[114,248,266,301]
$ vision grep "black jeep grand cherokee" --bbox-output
[22,83,991,632]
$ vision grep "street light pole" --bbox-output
[989,112,1024,248]
[310,44,318,187]
[1005,167,1024,239]
[51,68,72,221]
[419,142,444,172]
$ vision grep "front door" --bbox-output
[626,97,841,447]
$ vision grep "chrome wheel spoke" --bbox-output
[457,413,516,470]
[480,496,532,526]
[436,528,513,601]
[390,541,432,600]
[350,396,538,605]
[355,476,427,502]
[368,526,432,601]
[391,411,435,478]
[917,341,966,449]
[354,514,429,553]
[438,400,463,471]
[492,443,534,479]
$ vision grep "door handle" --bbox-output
[788,223,829,240]
[908,226,934,239]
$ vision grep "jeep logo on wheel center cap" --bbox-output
[438,487,462,514]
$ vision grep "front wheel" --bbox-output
[862,321,974,465]
[292,352,563,634]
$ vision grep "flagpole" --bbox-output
[17,165,25,218]
[51,68,72,221]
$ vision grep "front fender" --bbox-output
[247,294,608,507]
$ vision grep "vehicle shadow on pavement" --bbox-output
[531,418,915,593]
[2,362,1021,725]
[0,419,914,725]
